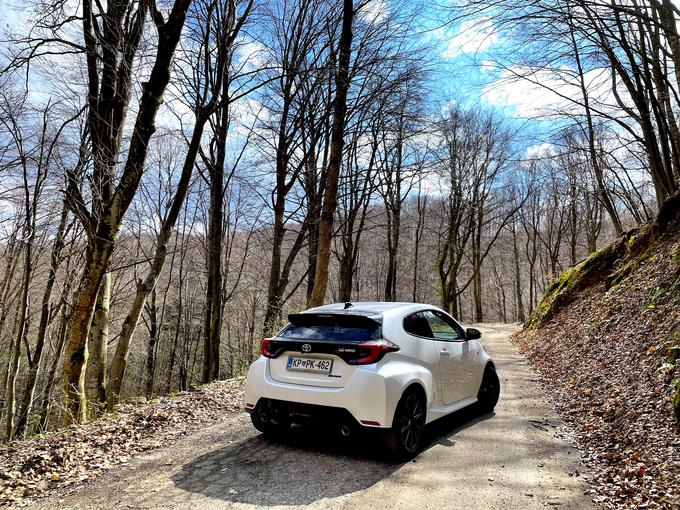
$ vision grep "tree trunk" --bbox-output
[36,319,68,433]
[4,171,38,441]
[263,192,286,334]
[512,219,526,323]
[107,119,205,408]
[86,270,110,411]
[37,267,73,433]
[308,0,354,307]
[412,190,427,302]
[384,211,400,302]
[472,218,483,322]
[569,179,578,266]
[203,101,229,384]
[145,289,158,398]
[166,234,186,394]
[14,206,69,437]
[63,0,192,425]
[473,265,483,322]
[5,256,30,442]
[338,238,354,302]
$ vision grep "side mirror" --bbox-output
[465,328,481,340]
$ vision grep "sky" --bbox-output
[2,0,660,233]
[0,1,534,101]
[409,1,584,156]
[0,0,610,159]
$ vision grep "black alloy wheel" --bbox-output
[477,366,500,413]
[383,390,426,459]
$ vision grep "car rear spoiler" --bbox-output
[287,312,382,328]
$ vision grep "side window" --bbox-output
[423,311,464,341]
[402,312,433,338]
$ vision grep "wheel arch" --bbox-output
[383,377,431,428]
[385,381,427,429]
[400,381,427,403]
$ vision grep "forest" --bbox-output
[0,0,678,441]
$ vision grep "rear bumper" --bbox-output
[248,397,364,429]
[244,356,394,427]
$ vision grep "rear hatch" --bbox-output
[266,312,386,388]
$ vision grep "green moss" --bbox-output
[606,223,658,288]
[527,235,631,330]
[526,195,680,331]
[672,244,680,265]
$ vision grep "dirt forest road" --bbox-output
[28,324,595,510]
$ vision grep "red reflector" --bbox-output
[360,420,381,426]
[245,403,255,409]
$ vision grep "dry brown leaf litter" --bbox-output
[513,236,680,509]
[0,377,244,508]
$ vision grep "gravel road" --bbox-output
[28,324,594,510]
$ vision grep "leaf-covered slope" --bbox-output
[0,378,245,507]
[513,208,680,508]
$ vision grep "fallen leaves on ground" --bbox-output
[0,377,245,508]
[513,236,680,509]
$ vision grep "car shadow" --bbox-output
[171,406,494,506]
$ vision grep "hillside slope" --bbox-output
[0,379,245,507]
[513,199,680,509]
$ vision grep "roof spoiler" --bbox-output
[288,312,382,328]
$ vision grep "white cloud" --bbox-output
[482,65,627,118]
[235,37,267,74]
[525,142,556,160]
[230,97,268,136]
[441,18,498,59]
[359,0,389,24]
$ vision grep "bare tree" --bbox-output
[308,0,355,306]
[55,0,193,424]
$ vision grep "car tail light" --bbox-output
[261,338,273,357]
[352,339,399,365]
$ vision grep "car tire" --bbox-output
[477,365,500,413]
[382,389,426,460]
[250,400,289,438]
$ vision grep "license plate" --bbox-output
[286,356,333,374]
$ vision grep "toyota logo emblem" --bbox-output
[302,343,311,353]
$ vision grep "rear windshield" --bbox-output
[278,314,382,342]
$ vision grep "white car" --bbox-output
[244,302,499,457]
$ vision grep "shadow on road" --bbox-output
[171,406,494,506]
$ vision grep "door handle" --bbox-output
[440,350,450,357]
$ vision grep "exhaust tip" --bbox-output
[339,423,352,437]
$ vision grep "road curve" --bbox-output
[29,324,594,510]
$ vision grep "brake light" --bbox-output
[261,338,273,357]
[353,339,399,365]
